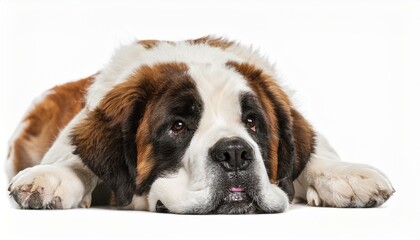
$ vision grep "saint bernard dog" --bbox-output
[6,36,394,214]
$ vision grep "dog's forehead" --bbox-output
[187,62,251,124]
[188,63,251,143]
[87,39,270,110]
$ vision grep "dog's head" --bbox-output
[71,37,314,214]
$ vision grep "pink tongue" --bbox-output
[230,187,244,192]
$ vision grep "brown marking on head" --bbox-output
[188,36,234,49]
[132,62,201,193]
[236,72,280,182]
[226,62,290,181]
[9,76,93,175]
[127,62,191,173]
[227,61,314,201]
[71,62,195,206]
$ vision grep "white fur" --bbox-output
[148,168,213,213]
[293,134,394,207]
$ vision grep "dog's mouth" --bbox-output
[155,186,262,214]
[211,186,262,214]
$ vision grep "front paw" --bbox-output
[8,165,86,209]
[307,163,395,208]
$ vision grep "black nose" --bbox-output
[209,137,254,171]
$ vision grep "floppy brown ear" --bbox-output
[264,85,315,203]
[261,82,315,202]
[71,74,149,207]
[274,105,316,202]
[289,108,315,180]
[267,91,296,202]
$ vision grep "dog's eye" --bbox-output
[245,117,256,132]
[171,120,185,133]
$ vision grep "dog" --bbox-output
[6,36,394,213]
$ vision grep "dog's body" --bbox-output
[6,37,394,213]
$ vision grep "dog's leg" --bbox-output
[8,110,98,209]
[293,134,395,207]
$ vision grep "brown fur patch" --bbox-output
[72,62,191,204]
[71,102,137,206]
[227,61,314,188]
[290,109,315,179]
[137,40,176,49]
[137,40,161,49]
[227,61,293,182]
[125,62,190,187]
[10,76,93,175]
[188,36,234,49]
[97,62,188,127]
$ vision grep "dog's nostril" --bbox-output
[223,152,231,161]
[241,151,251,160]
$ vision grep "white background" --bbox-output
[0,0,419,239]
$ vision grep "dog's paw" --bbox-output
[306,163,395,208]
[8,165,87,209]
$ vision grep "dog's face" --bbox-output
[71,38,311,214]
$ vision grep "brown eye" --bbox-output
[245,117,256,132]
[171,120,185,133]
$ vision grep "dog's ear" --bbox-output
[289,108,315,182]
[270,95,296,202]
[264,86,315,203]
[262,83,315,203]
[71,73,150,207]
